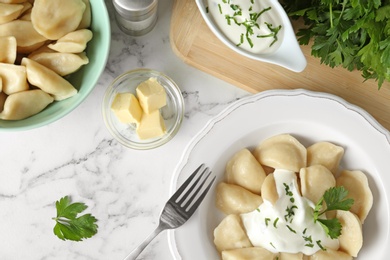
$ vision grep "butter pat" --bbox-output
[111,92,142,124]
[136,77,166,114]
[136,110,166,139]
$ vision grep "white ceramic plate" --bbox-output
[168,89,390,259]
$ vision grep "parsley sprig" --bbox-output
[313,186,354,239]
[53,196,98,241]
[283,0,390,88]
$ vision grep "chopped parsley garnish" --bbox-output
[283,183,298,223]
[217,0,281,48]
[303,235,314,247]
[257,22,282,46]
[286,225,297,234]
[316,240,326,251]
[283,183,293,196]
[273,217,279,228]
[284,205,298,222]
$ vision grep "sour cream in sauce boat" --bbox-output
[196,0,307,72]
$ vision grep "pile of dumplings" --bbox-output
[0,0,92,120]
[214,134,373,260]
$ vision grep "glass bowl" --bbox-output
[102,68,184,149]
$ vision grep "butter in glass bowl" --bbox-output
[102,68,184,150]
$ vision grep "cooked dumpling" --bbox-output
[262,165,275,175]
[21,58,77,100]
[0,19,47,53]
[253,134,307,172]
[0,36,16,64]
[214,214,252,252]
[309,248,352,260]
[260,173,279,205]
[307,142,344,176]
[299,165,336,203]
[48,29,93,53]
[19,1,31,13]
[31,0,86,40]
[216,182,263,215]
[0,2,24,24]
[279,252,304,260]
[0,0,28,3]
[336,170,373,223]
[226,149,267,195]
[0,63,29,95]
[336,210,363,257]
[27,44,52,55]
[0,89,53,120]
[0,90,7,113]
[77,0,91,29]
[222,247,277,260]
[19,8,31,20]
[28,49,89,76]
[18,1,32,21]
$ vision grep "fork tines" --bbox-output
[172,164,215,214]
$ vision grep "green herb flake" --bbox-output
[273,217,279,228]
[303,234,314,247]
[284,205,298,222]
[230,4,239,11]
[316,240,326,251]
[257,23,282,47]
[219,2,280,49]
[283,183,293,197]
[286,225,297,234]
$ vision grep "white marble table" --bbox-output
[0,0,248,259]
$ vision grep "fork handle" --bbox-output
[123,224,165,260]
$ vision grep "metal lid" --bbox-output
[113,0,157,19]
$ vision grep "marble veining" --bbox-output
[0,0,248,259]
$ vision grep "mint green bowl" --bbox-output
[0,0,111,131]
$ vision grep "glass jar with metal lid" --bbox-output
[112,0,158,36]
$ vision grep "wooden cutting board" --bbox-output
[170,0,390,131]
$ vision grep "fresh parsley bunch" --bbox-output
[283,0,390,88]
[53,196,98,241]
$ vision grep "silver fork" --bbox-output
[123,164,215,260]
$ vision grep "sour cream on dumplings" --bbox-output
[207,0,284,54]
[241,169,339,254]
